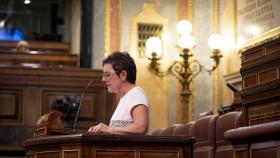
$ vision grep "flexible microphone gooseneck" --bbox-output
[226,83,240,93]
[218,105,225,114]
[73,79,94,131]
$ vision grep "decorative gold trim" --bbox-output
[188,0,194,121]
[213,0,219,32]
[213,0,220,114]
[104,0,110,56]
[234,0,238,45]
[188,0,194,22]
[213,69,219,114]
[119,0,123,50]
[176,0,195,121]
[237,26,280,54]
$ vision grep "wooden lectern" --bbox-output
[24,133,194,158]
[25,111,194,158]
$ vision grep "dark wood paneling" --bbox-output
[95,150,135,158]
[248,101,280,125]
[0,66,116,150]
[41,89,107,128]
[243,75,257,88]
[258,68,277,84]
[243,48,264,63]
[140,150,179,158]
[62,150,80,158]
[251,147,277,158]
[225,32,280,158]
[234,148,247,158]
[0,40,76,68]
[266,41,280,55]
[0,89,22,122]
[0,75,26,85]
[36,151,60,158]
[240,36,280,126]
[26,154,35,158]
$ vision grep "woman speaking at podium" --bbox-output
[88,51,149,135]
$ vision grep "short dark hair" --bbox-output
[103,51,137,84]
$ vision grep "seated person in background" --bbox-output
[88,51,149,135]
[16,40,29,53]
[0,21,24,41]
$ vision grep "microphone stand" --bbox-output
[73,79,94,132]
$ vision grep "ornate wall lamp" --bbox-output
[146,19,223,121]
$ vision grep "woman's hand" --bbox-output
[88,123,111,133]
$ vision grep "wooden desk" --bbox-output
[24,133,194,158]
[0,51,79,68]
[0,40,70,54]
[240,33,280,126]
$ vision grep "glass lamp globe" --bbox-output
[176,20,192,35]
[177,34,195,50]
[24,0,31,4]
[208,33,223,50]
[145,37,163,59]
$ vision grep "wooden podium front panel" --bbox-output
[27,151,61,158]
[27,147,184,158]
[94,149,180,158]
[26,154,35,158]
[95,149,135,158]
[26,144,82,158]
[139,150,180,158]
[23,134,194,158]
[63,150,80,158]
[36,151,61,158]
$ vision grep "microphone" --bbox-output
[226,83,240,93]
[218,105,225,114]
[73,79,94,131]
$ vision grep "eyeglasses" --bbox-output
[102,72,117,80]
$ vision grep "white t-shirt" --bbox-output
[109,86,149,128]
